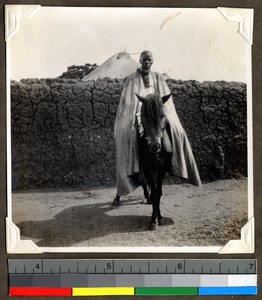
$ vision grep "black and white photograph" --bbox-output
[6,6,254,253]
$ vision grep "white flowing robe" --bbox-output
[114,70,202,196]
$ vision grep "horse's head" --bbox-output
[136,93,171,154]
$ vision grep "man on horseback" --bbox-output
[113,50,201,203]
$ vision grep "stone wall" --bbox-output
[11,78,247,191]
[168,79,247,182]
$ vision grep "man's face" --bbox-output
[140,52,153,72]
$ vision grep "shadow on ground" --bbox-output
[16,200,174,247]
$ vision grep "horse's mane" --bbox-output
[141,94,165,128]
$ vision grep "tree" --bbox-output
[59,63,98,79]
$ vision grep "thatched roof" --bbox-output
[83,52,139,81]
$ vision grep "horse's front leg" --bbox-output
[156,189,164,226]
[148,187,162,230]
[156,171,166,226]
[142,183,151,204]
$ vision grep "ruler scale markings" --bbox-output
[220,259,254,274]
[9,259,258,274]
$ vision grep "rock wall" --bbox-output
[11,78,247,191]
[168,79,247,182]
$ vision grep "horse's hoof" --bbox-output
[111,198,120,207]
[158,218,164,226]
[148,222,157,231]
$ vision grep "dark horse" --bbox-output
[112,93,173,230]
[136,93,173,230]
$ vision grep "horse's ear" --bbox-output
[135,93,146,103]
[162,94,172,103]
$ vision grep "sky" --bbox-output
[8,7,250,82]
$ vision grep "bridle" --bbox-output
[136,92,172,155]
[140,111,168,154]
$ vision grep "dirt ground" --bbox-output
[12,178,248,248]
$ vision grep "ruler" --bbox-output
[8,259,257,296]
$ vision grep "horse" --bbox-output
[135,93,173,230]
[112,93,173,230]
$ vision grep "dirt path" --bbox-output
[12,178,248,248]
